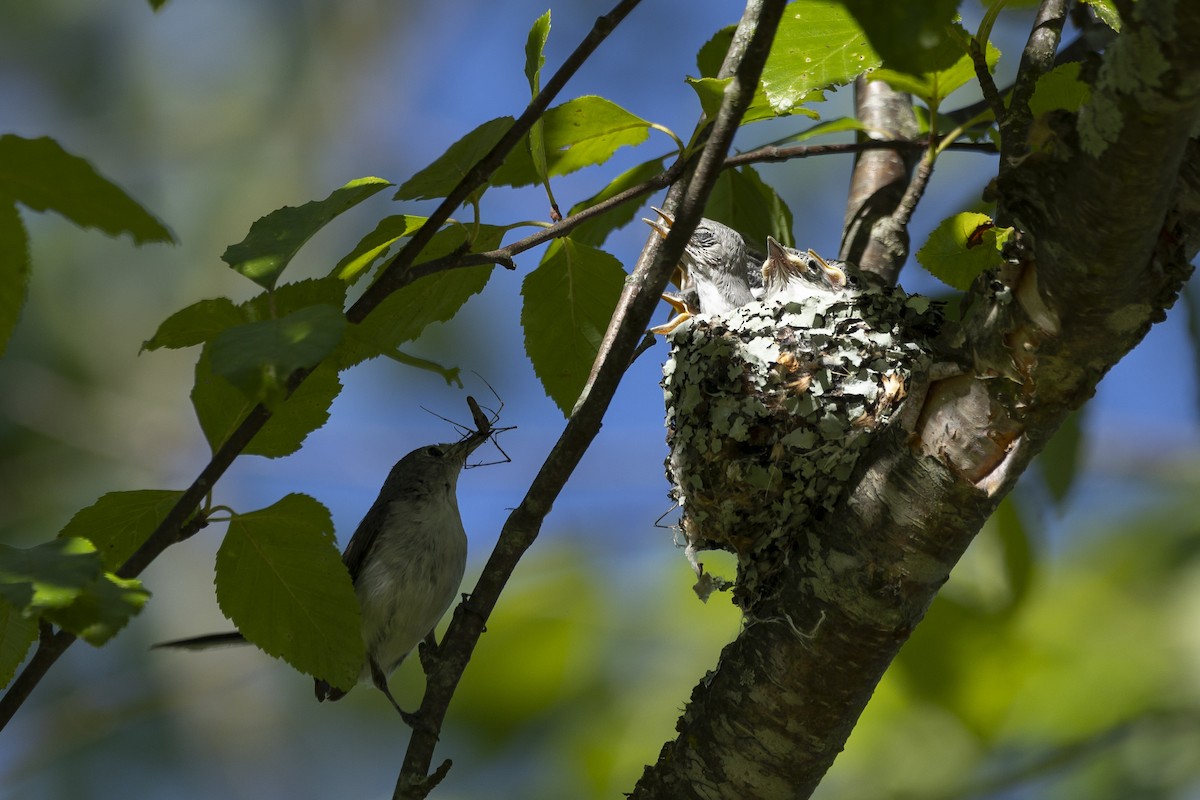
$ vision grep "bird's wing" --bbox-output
[340,498,392,581]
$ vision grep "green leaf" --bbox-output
[871,26,999,111]
[697,25,734,78]
[491,97,651,188]
[521,238,625,415]
[147,0,169,9]
[705,166,795,250]
[0,538,149,646]
[839,0,962,75]
[47,572,150,646]
[58,490,186,572]
[760,2,882,113]
[992,496,1034,612]
[242,277,348,322]
[1081,0,1121,31]
[336,225,502,369]
[686,76,821,124]
[216,494,362,690]
[567,157,666,247]
[916,212,1012,290]
[222,177,390,290]
[1040,410,1083,508]
[524,10,551,91]
[0,537,101,610]
[0,200,29,357]
[395,116,514,201]
[1028,62,1092,116]
[193,351,342,458]
[766,116,871,145]
[333,215,429,284]
[525,11,554,200]
[0,135,175,244]
[209,304,346,408]
[0,600,38,688]
[141,297,244,352]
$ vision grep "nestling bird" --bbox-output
[644,208,758,317]
[157,411,493,727]
[760,237,856,304]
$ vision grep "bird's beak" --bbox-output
[806,249,847,287]
[642,206,674,240]
[763,236,804,283]
[444,427,490,465]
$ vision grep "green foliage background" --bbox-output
[0,2,1197,799]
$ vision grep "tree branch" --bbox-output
[392,1,788,797]
[838,77,920,284]
[628,1,1200,796]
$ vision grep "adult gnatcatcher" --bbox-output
[158,401,496,726]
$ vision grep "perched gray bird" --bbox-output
[157,422,491,727]
[644,208,757,317]
[760,237,856,304]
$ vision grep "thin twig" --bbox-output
[725,138,994,169]
[391,1,787,797]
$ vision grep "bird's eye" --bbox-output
[426,446,444,457]
[694,231,715,247]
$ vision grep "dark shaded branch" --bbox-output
[838,77,920,284]
[392,2,788,798]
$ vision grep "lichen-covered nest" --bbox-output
[662,286,942,606]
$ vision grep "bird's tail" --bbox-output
[152,631,248,650]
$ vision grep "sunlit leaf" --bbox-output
[0,135,174,244]
[525,11,554,208]
[216,494,362,690]
[395,117,513,201]
[59,490,186,571]
[686,76,820,124]
[0,600,38,688]
[916,212,1012,290]
[1080,0,1121,31]
[47,572,150,646]
[492,97,651,188]
[0,537,149,646]
[222,177,391,290]
[0,201,29,357]
[760,2,882,113]
[333,214,429,283]
[521,238,625,415]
